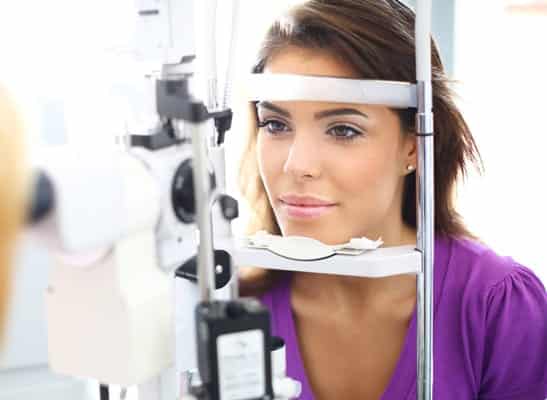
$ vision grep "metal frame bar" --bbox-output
[415,1,435,399]
[246,74,418,109]
[193,0,220,303]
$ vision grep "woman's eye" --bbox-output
[258,119,290,134]
[327,125,363,141]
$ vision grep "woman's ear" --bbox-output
[403,134,417,174]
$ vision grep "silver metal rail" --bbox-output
[415,1,435,399]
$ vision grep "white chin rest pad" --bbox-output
[246,231,383,261]
[246,73,417,109]
[269,235,334,260]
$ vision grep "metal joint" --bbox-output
[416,112,435,136]
[416,80,433,111]
[416,80,434,135]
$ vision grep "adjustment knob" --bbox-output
[171,159,216,223]
[219,194,239,221]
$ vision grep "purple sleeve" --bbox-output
[478,265,547,400]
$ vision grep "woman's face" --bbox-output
[256,47,417,246]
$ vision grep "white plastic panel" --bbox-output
[217,238,421,278]
[246,73,417,108]
[0,242,89,400]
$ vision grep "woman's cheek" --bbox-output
[258,137,286,180]
[257,136,278,196]
[332,148,396,216]
[256,135,268,180]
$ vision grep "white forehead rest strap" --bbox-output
[246,73,417,109]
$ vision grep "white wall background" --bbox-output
[454,1,547,284]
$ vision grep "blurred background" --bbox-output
[0,0,545,398]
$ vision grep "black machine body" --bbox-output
[193,299,274,400]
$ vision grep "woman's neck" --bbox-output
[291,224,418,318]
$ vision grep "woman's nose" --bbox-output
[283,133,321,180]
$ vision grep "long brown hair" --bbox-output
[238,0,482,295]
[0,85,28,343]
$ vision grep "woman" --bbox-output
[0,85,28,344]
[238,1,546,399]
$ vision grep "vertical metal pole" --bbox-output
[192,120,216,301]
[224,0,241,301]
[192,0,220,302]
[222,0,241,110]
[195,0,219,111]
[415,0,434,399]
[416,129,434,400]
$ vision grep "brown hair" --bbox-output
[238,0,482,295]
[0,85,28,343]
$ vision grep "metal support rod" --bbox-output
[195,0,219,111]
[416,133,434,400]
[192,120,216,301]
[206,0,219,112]
[192,0,222,302]
[192,0,243,303]
[415,1,434,399]
[222,0,241,110]
[220,0,241,300]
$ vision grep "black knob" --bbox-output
[171,159,195,223]
[219,194,239,221]
[28,171,54,224]
[171,159,217,224]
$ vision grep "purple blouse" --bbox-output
[260,236,547,399]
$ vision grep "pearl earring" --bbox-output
[406,165,415,172]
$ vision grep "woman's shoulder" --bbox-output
[440,235,545,326]
[440,235,545,294]
[436,235,546,347]
[441,236,546,398]
[442,233,546,313]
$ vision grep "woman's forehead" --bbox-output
[265,46,360,79]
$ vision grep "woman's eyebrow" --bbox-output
[256,101,369,120]
[314,108,369,120]
[256,101,291,118]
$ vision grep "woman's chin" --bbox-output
[279,224,349,245]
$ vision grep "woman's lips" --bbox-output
[279,200,337,219]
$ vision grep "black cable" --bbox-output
[99,384,109,400]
